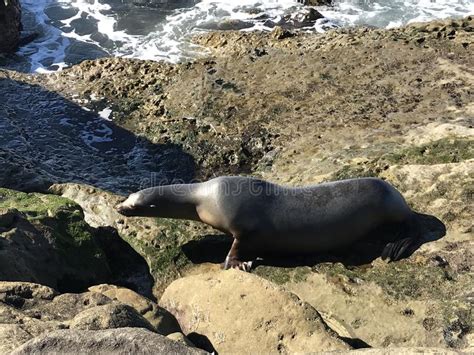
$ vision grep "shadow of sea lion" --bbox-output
[181,213,446,268]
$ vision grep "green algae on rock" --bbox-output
[0,188,111,292]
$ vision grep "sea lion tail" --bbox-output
[381,237,417,261]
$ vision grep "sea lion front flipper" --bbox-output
[223,239,253,272]
[223,258,253,272]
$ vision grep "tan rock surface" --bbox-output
[160,269,351,353]
[11,328,206,354]
[70,303,154,331]
[0,281,185,352]
[89,284,181,334]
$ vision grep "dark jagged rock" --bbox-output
[301,0,332,6]
[0,0,22,53]
[131,0,197,9]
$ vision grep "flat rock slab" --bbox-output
[11,327,205,354]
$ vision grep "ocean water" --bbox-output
[11,0,474,72]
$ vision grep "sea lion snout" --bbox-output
[115,193,142,216]
[115,200,134,216]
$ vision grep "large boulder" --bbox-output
[160,269,351,353]
[0,187,153,295]
[0,0,21,53]
[11,328,205,354]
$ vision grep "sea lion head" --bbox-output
[116,191,158,217]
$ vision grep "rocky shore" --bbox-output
[0,15,473,353]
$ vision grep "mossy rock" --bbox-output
[383,138,473,165]
[331,138,474,181]
[254,265,312,285]
[0,188,103,262]
[0,188,80,219]
[117,216,215,294]
[0,188,111,292]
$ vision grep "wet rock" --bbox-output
[66,40,109,66]
[0,0,21,53]
[131,0,197,9]
[283,7,324,28]
[160,270,351,353]
[11,328,206,354]
[44,5,79,21]
[272,26,295,40]
[70,15,99,36]
[302,0,332,6]
[198,19,254,31]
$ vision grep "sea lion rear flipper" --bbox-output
[381,237,416,262]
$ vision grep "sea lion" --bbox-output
[116,176,420,271]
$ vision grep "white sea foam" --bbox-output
[18,0,70,72]
[98,107,113,121]
[18,0,474,73]
[80,121,114,150]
